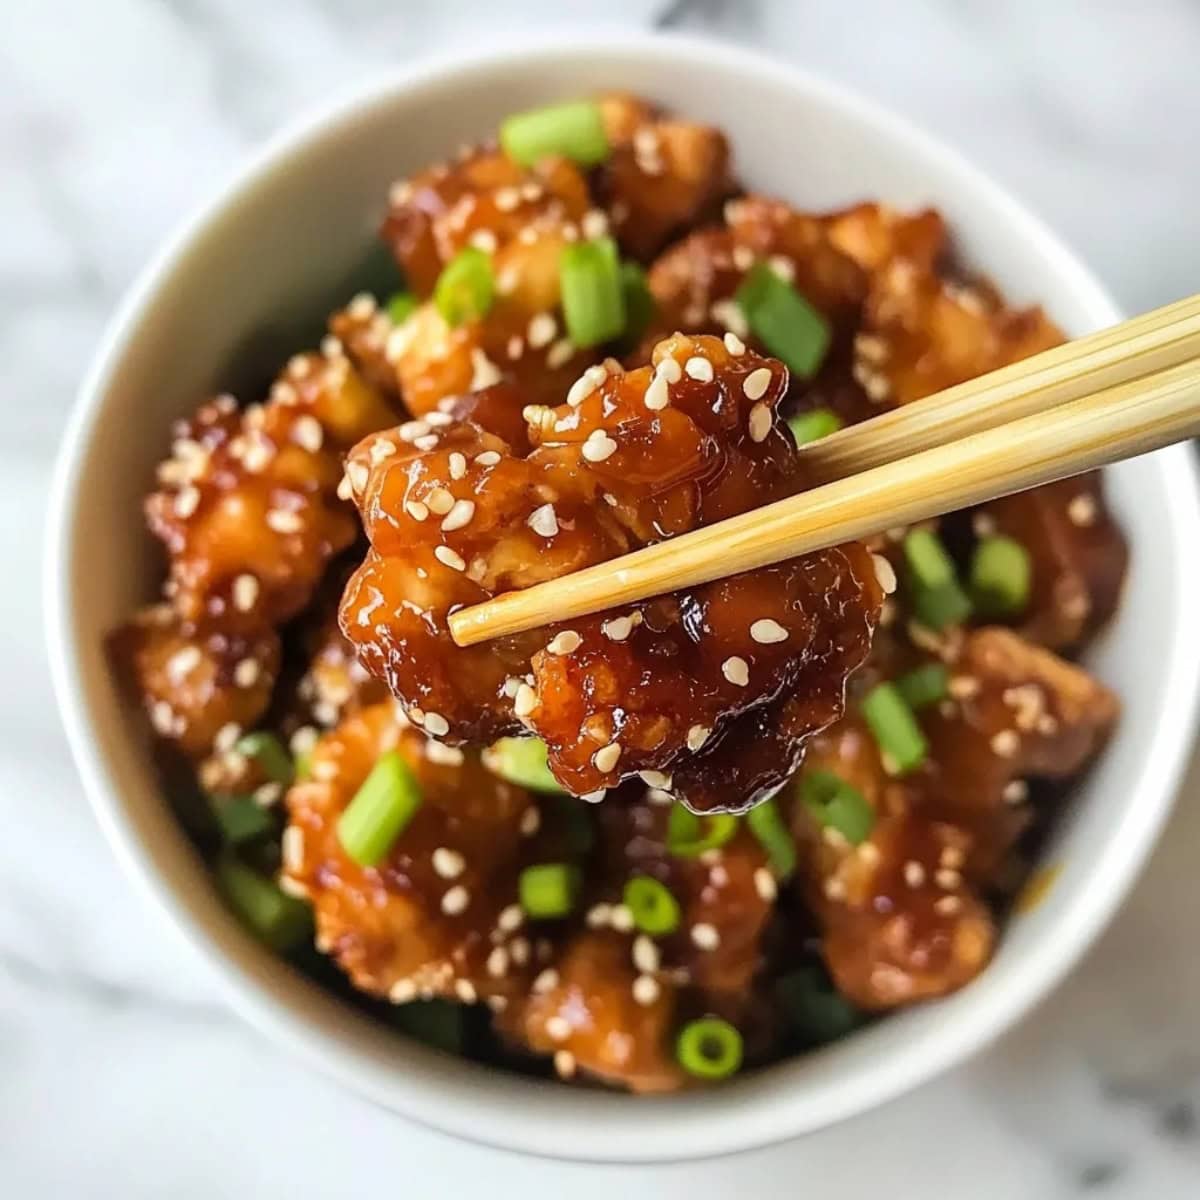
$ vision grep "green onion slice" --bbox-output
[618,261,655,347]
[518,863,581,919]
[212,795,274,845]
[734,263,831,379]
[234,731,293,785]
[386,291,418,325]
[776,967,861,1045]
[895,662,950,711]
[215,854,311,952]
[336,751,423,867]
[903,528,972,630]
[676,1016,744,1080]
[623,875,681,935]
[500,100,610,168]
[484,737,565,794]
[745,798,797,878]
[788,407,843,446]
[560,236,626,348]
[391,999,465,1054]
[434,246,494,327]
[799,771,876,845]
[861,682,928,776]
[666,805,739,857]
[970,535,1032,616]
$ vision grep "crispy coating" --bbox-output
[282,702,542,1004]
[796,628,1118,1009]
[339,333,883,810]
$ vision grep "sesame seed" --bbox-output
[434,546,467,572]
[934,895,963,916]
[581,429,618,462]
[469,348,503,391]
[690,922,720,950]
[991,730,1020,758]
[547,338,575,369]
[949,675,980,700]
[1004,780,1029,805]
[593,742,622,773]
[513,683,538,718]
[214,722,242,753]
[904,861,926,888]
[448,452,467,480]
[872,553,898,595]
[553,1050,577,1078]
[441,885,470,915]
[174,485,200,518]
[519,806,541,836]
[346,460,369,494]
[586,903,612,928]
[431,847,466,880]
[936,868,962,891]
[545,1016,571,1042]
[748,867,776,901]
[527,503,559,538]
[486,946,509,978]
[768,255,796,283]
[507,335,524,359]
[233,658,261,688]
[547,630,582,655]
[747,402,772,443]
[150,701,175,734]
[721,656,750,686]
[632,975,661,1006]
[686,725,712,751]
[292,414,324,453]
[389,978,417,1003]
[424,712,450,737]
[601,614,637,641]
[632,936,660,974]
[266,508,303,535]
[750,618,788,644]
[644,373,670,411]
[824,876,847,901]
[454,978,477,1004]
[581,209,609,239]
[406,500,429,522]
[475,450,502,467]
[441,499,476,531]
[425,740,465,766]
[723,332,747,357]
[469,229,498,254]
[610,904,634,932]
[321,334,344,359]
[1068,493,1098,527]
[743,367,772,401]
[646,788,674,806]
[527,312,557,349]
[684,356,714,382]
[498,903,524,932]
[425,487,454,516]
[639,770,672,789]
[655,358,683,386]
[282,825,304,872]
[166,645,202,681]
[348,292,377,318]
[532,968,559,994]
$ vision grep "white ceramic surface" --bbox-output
[45,34,1200,1164]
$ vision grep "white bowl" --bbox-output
[46,34,1200,1162]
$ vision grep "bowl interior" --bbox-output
[48,37,1200,1162]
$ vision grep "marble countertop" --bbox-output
[5,1,1200,1195]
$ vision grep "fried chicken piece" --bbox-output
[594,93,732,262]
[971,474,1128,651]
[794,628,1118,1009]
[282,702,547,1005]
[339,333,883,811]
[122,346,400,760]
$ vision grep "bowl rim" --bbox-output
[45,31,1200,1163]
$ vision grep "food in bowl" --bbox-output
[111,93,1128,1092]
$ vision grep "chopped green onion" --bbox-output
[776,967,861,1045]
[745,798,797,878]
[500,100,610,168]
[676,1016,744,1080]
[484,737,564,794]
[734,263,831,379]
[788,408,843,446]
[518,863,581,918]
[970,535,1032,616]
[212,795,274,844]
[903,528,971,630]
[336,751,423,867]
[434,246,494,327]
[215,854,311,952]
[560,236,626,348]
[623,875,681,935]
[666,805,739,857]
[895,662,950,711]
[386,291,418,325]
[391,999,465,1054]
[619,261,655,347]
[800,771,875,845]
[234,731,293,785]
[861,682,928,776]
[294,751,312,782]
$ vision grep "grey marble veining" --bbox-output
[4,1,1200,1195]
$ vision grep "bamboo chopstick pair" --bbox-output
[449,294,1200,647]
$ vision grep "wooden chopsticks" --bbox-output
[449,296,1200,647]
